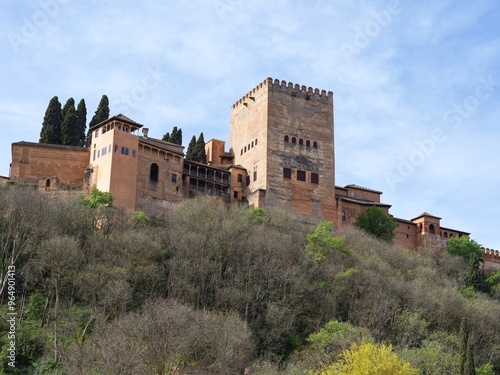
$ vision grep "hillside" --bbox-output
[0,186,499,374]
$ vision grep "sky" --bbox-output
[1,1,499,249]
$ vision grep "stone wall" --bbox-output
[11,142,89,189]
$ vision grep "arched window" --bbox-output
[443,232,448,238]
[429,223,435,234]
[292,137,296,144]
[45,178,50,190]
[306,140,311,147]
[255,138,257,146]
[150,163,159,182]
[299,138,304,145]
[313,141,318,148]
[284,135,289,142]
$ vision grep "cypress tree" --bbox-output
[162,126,182,145]
[162,132,171,142]
[89,95,110,128]
[75,99,87,146]
[173,127,182,145]
[193,132,207,163]
[186,135,196,160]
[460,318,468,375]
[465,340,476,375]
[40,96,63,144]
[61,98,77,146]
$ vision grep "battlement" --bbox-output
[483,247,500,260]
[232,77,333,109]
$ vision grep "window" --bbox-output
[171,173,177,183]
[284,135,289,142]
[255,138,257,146]
[306,140,311,147]
[292,137,296,144]
[246,175,250,186]
[97,150,100,158]
[114,144,118,153]
[150,163,159,182]
[121,147,129,155]
[283,167,291,179]
[311,172,319,184]
[342,211,346,222]
[132,150,137,158]
[233,191,238,198]
[251,141,254,148]
[253,170,257,182]
[45,178,50,189]
[299,138,303,145]
[241,149,243,155]
[429,223,435,234]
[297,170,306,181]
[93,150,96,161]
[237,174,243,183]
[101,147,107,156]
[244,146,247,153]
[95,129,99,138]
[313,141,318,148]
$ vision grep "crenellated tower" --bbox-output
[230,78,336,222]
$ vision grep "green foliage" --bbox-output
[39,96,63,144]
[88,95,109,128]
[185,135,196,160]
[188,132,207,163]
[131,211,150,226]
[446,237,483,263]
[392,309,430,348]
[306,221,350,261]
[61,98,77,146]
[400,331,460,375]
[476,363,494,375]
[354,206,396,243]
[75,98,87,146]
[80,188,113,208]
[245,207,267,223]
[162,126,182,145]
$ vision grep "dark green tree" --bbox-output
[75,99,87,146]
[162,126,182,145]
[192,132,207,163]
[88,95,109,128]
[354,206,397,243]
[61,98,77,146]
[460,318,476,375]
[186,135,197,160]
[39,96,63,144]
[447,237,486,292]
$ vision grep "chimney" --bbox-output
[142,128,149,139]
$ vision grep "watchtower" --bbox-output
[230,78,336,222]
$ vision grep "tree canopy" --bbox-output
[39,96,63,144]
[88,95,110,128]
[162,126,182,145]
[354,206,397,243]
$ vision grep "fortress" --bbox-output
[5,77,500,272]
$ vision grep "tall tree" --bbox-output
[162,126,182,145]
[75,99,87,146]
[186,135,196,160]
[61,98,77,146]
[192,132,207,163]
[39,96,63,144]
[88,95,110,128]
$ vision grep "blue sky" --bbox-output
[1,1,499,249]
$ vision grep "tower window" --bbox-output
[253,170,257,182]
[311,172,319,184]
[292,137,297,144]
[313,141,318,148]
[150,163,159,182]
[297,170,306,181]
[283,167,291,179]
[299,138,303,145]
[284,135,289,142]
[255,138,257,146]
[306,140,310,147]
[342,211,346,222]
[121,147,129,155]
[237,174,243,182]
[171,173,177,183]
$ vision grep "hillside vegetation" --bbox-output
[0,186,499,374]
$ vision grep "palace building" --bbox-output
[6,77,500,271]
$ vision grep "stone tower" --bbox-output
[230,78,336,222]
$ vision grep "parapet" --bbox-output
[232,77,333,109]
[482,247,500,261]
